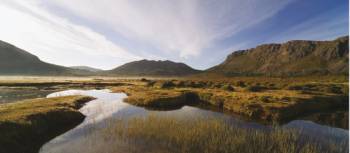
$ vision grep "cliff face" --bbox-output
[209,36,349,76]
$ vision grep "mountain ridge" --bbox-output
[0,36,348,77]
[208,36,349,76]
[107,59,201,76]
[0,40,70,75]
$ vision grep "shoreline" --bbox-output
[0,96,95,153]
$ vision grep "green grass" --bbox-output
[100,115,348,153]
[0,96,94,153]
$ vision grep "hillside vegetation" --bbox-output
[0,40,70,75]
[0,40,96,76]
[209,36,349,76]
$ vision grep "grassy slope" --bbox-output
[0,96,94,153]
[208,36,349,76]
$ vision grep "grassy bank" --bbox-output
[100,115,348,153]
[111,77,348,124]
[0,96,94,153]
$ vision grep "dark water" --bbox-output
[38,89,348,153]
[0,87,57,103]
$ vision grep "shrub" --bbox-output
[196,81,207,88]
[235,81,246,87]
[146,80,156,87]
[182,81,195,88]
[221,84,235,91]
[245,85,266,92]
[287,84,315,91]
[260,96,271,103]
[175,81,185,87]
[212,83,223,89]
[325,85,343,94]
[160,81,175,88]
[140,78,148,82]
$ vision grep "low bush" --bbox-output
[212,83,223,89]
[140,78,148,82]
[259,96,272,103]
[325,85,343,94]
[221,84,235,91]
[235,81,246,87]
[245,85,266,92]
[146,80,156,87]
[159,81,176,89]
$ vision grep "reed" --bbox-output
[99,115,348,153]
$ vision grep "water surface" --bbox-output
[0,87,57,103]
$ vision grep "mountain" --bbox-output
[0,40,70,75]
[208,36,349,76]
[107,59,200,76]
[70,66,102,72]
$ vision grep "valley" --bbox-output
[0,36,348,153]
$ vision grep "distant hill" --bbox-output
[0,40,70,75]
[70,66,102,72]
[107,59,200,76]
[208,36,349,76]
[0,40,97,76]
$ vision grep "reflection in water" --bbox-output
[40,90,349,153]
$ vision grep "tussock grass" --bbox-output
[101,115,348,153]
[112,83,347,122]
[0,96,94,153]
[108,76,348,125]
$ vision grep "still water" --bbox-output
[37,89,348,153]
[0,87,57,103]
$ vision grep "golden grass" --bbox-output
[111,85,186,107]
[110,78,348,122]
[101,115,348,153]
[0,96,94,122]
[0,96,94,153]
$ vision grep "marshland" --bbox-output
[0,1,349,152]
[0,76,348,153]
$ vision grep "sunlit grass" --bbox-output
[99,115,348,153]
[0,96,94,153]
[111,79,348,122]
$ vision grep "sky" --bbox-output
[0,0,348,70]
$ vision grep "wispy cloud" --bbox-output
[0,0,141,69]
[47,0,294,58]
[0,0,346,70]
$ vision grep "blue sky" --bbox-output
[0,0,348,70]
